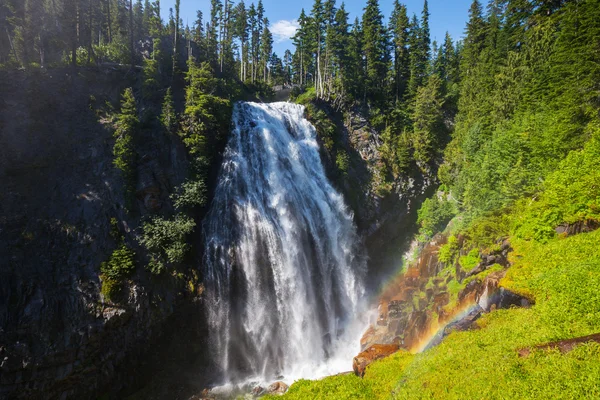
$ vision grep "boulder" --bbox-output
[353,344,400,377]
[266,381,289,395]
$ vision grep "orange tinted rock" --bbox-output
[352,344,400,377]
[267,381,289,394]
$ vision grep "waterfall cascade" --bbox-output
[202,102,366,385]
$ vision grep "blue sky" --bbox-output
[160,0,472,56]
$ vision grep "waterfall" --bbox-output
[202,102,366,384]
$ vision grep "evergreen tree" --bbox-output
[233,1,248,81]
[160,87,177,135]
[259,18,273,82]
[362,0,389,104]
[310,0,326,97]
[346,17,365,101]
[390,0,410,103]
[113,87,138,208]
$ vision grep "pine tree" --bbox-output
[346,17,365,102]
[160,87,177,135]
[362,0,389,104]
[207,0,222,69]
[292,9,311,86]
[248,3,258,82]
[113,87,138,208]
[390,0,410,103]
[259,18,273,82]
[310,0,326,97]
[412,74,444,167]
[232,1,248,81]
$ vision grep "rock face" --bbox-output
[0,69,201,399]
[360,235,530,355]
[352,344,400,377]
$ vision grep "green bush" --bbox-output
[417,195,457,240]
[93,36,130,65]
[172,180,208,210]
[336,151,350,176]
[139,214,196,275]
[458,248,480,272]
[438,235,459,264]
[100,244,136,300]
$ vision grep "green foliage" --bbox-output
[142,38,163,100]
[438,235,459,264]
[412,74,445,167]
[139,214,196,275]
[172,180,207,210]
[335,151,350,176]
[303,102,337,151]
[417,195,457,240]
[288,231,600,400]
[94,37,131,65]
[113,88,138,209]
[458,248,480,272]
[100,244,136,300]
[513,124,600,242]
[180,60,232,157]
[160,87,177,135]
[442,0,600,220]
[101,244,136,280]
[294,87,317,105]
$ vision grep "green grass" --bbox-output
[266,351,414,400]
[272,230,600,399]
[395,229,600,399]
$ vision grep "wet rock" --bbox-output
[252,386,265,396]
[267,381,289,395]
[353,344,400,377]
[555,220,599,236]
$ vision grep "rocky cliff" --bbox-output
[0,69,209,399]
[359,234,531,358]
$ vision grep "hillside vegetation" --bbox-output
[276,0,600,398]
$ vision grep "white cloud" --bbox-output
[270,20,300,43]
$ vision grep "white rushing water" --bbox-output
[202,102,367,386]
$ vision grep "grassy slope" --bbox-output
[270,230,600,399]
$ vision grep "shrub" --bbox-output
[336,151,350,176]
[100,244,136,300]
[417,195,457,240]
[172,180,208,210]
[438,235,459,264]
[459,248,480,272]
[139,214,196,275]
